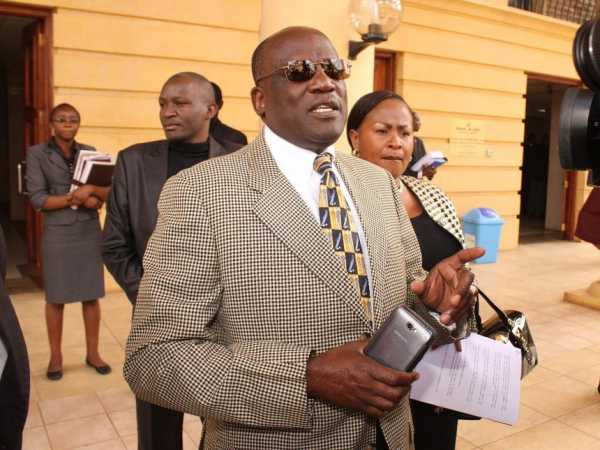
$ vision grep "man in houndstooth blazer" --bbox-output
[124,27,482,450]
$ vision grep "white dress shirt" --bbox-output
[265,126,452,333]
[264,126,375,302]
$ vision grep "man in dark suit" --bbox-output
[102,72,241,450]
[209,81,248,147]
[0,225,30,450]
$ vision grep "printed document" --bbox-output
[410,333,521,425]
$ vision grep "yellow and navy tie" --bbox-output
[313,153,372,322]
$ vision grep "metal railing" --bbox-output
[509,0,596,24]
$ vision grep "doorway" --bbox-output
[519,75,580,243]
[0,2,53,288]
[374,50,396,91]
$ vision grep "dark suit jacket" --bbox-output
[102,136,242,303]
[209,118,248,147]
[26,140,99,225]
[0,226,30,450]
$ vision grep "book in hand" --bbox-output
[410,151,448,173]
[69,150,114,209]
[85,162,115,187]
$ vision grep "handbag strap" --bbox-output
[474,287,512,330]
[475,287,537,369]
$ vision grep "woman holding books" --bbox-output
[26,103,111,380]
[347,91,479,450]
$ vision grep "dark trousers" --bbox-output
[376,422,389,450]
[136,398,184,450]
[410,400,458,450]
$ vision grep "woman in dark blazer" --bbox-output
[347,91,478,450]
[26,103,111,380]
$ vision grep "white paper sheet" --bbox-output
[410,333,521,425]
[409,150,447,172]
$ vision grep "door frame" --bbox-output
[0,1,54,285]
[524,71,582,241]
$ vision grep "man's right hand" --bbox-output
[306,339,419,418]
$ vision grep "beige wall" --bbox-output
[15,0,262,156]
[8,0,586,276]
[11,0,262,289]
[378,0,579,249]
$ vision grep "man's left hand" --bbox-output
[410,247,485,326]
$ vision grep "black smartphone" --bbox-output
[364,306,435,372]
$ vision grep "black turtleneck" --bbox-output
[167,140,210,178]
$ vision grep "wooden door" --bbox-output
[563,170,578,240]
[22,19,51,285]
[374,50,396,91]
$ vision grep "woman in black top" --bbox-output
[26,103,111,380]
[347,91,473,450]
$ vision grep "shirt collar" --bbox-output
[48,136,79,154]
[263,125,336,170]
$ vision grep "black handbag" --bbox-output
[446,291,538,421]
[475,289,539,379]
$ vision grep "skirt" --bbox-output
[42,218,105,304]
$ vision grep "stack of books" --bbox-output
[69,150,115,209]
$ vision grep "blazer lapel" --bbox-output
[43,144,70,174]
[248,133,371,327]
[336,156,389,327]
[208,136,229,158]
[400,175,465,245]
[144,141,168,205]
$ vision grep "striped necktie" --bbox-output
[313,153,372,322]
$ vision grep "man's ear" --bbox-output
[207,103,218,120]
[251,86,266,117]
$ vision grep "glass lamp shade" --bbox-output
[349,0,403,38]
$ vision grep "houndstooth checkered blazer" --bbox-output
[399,175,482,334]
[124,132,458,450]
[399,175,464,246]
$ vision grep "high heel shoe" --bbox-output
[85,358,112,375]
[46,369,63,381]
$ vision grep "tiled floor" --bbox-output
[10,238,600,449]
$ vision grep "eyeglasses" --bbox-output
[52,117,80,124]
[256,58,351,84]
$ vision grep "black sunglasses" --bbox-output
[256,58,351,83]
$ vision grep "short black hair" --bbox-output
[50,103,80,122]
[211,81,223,108]
[163,72,214,102]
[346,90,418,147]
